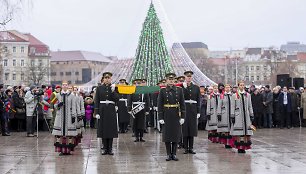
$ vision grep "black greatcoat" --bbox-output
[182,83,201,137]
[128,93,150,130]
[94,84,119,138]
[118,94,130,123]
[158,86,186,142]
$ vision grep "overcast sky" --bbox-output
[4,0,306,57]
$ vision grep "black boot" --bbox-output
[102,150,108,155]
[184,149,189,154]
[134,138,140,142]
[238,149,246,153]
[108,139,114,155]
[166,155,172,161]
[225,145,232,149]
[188,137,196,154]
[171,143,179,161]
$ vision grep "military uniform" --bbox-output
[94,72,119,155]
[182,71,200,154]
[158,73,186,161]
[128,89,150,142]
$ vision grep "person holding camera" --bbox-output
[24,85,38,137]
[52,81,78,156]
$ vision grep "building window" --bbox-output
[75,72,79,75]
[4,46,8,52]
[13,46,16,53]
[60,72,64,76]
[257,76,260,81]
[245,76,249,81]
[21,60,24,66]
[5,73,9,81]
[66,72,71,76]
[251,66,254,71]
[4,59,8,66]
[13,74,16,81]
[51,72,56,76]
[245,66,249,71]
[251,76,254,81]
[13,59,16,66]
[21,47,25,53]
[39,60,43,66]
[31,60,35,66]
[264,76,267,81]
[256,66,260,70]
[263,65,267,71]
[21,73,24,81]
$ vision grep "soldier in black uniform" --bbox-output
[158,73,186,161]
[94,72,119,155]
[182,71,201,154]
[142,79,150,133]
[128,79,150,142]
[117,79,130,133]
[176,76,185,148]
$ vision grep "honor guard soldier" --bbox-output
[117,79,130,133]
[182,71,201,154]
[158,73,186,161]
[94,72,119,155]
[128,79,150,142]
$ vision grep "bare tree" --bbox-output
[27,61,49,86]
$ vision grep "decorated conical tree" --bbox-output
[130,2,173,86]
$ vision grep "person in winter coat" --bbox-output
[251,88,264,128]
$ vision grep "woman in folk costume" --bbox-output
[206,85,219,143]
[52,81,78,156]
[217,84,234,148]
[72,86,85,145]
[230,81,254,153]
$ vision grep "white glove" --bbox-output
[96,114,100,119]
[183,82,187,88]
[179,118,185,125]
[154,107,158,111]
[115,106,118,111]
[159,120,165,124]
[111,84,115,92]
[197,113,200,119]
[128,111,135,118]
[145,112,149,116]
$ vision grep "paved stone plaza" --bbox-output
[0,128,305,174]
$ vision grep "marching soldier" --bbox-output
[182,71,201,154]
[117,79,130,133]
[128,79,150,142]
[158,73,186,161]
[94,72,119,155]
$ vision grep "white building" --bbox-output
[0,30,50,86]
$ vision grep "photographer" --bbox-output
[24,85,38,137]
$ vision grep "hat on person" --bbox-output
[102,72,113,78]
[165,73,176,79]
[184,71,193,76]
[265,85,270,89]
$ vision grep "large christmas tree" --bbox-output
[130,2,173,86]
